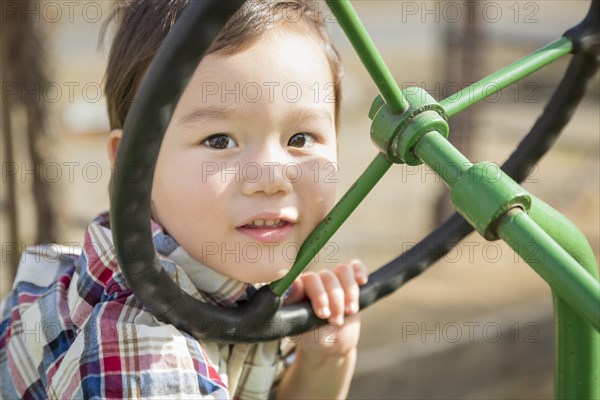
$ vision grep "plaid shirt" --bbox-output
[1,211,288,399]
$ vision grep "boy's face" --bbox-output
[150,28,338,283]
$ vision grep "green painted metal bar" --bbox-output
[440,37,573,117]
[270,154,393,296]
[412,131,472,188]
[528,197,599,399]
[326,0,409,114]
[496,209,600,332]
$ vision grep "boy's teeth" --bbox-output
[248,219,281,227]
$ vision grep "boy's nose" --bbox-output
[241,160,294,196]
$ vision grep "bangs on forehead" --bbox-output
[104,0,342,130]
[209,1,325,54]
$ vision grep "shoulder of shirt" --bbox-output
[11,244,80,290]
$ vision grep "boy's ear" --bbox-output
[107,129,123,165]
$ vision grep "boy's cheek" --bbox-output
[297,158,338,188]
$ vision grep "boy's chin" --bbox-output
[248,268,290,286]
[251,263,294,285]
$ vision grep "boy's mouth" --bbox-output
[237,215,296,243]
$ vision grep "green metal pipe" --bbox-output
[496,208,600,332]
[412,131,473,189]
[528,197,599,399]
[326,0,408,114]
[270,153,393,296]
[441,37,573,117]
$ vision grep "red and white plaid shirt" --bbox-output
[1,211,289,399]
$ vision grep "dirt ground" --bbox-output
[2,1,598,398]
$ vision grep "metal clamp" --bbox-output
[369,88,449,165]
[450,162,532,240]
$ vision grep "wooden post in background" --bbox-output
[434,0,484,225]
[1,0,58,284]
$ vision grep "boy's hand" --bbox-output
[283,259,368,357]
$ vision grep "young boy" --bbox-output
[1,0,367,398]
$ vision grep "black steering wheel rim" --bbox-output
[112,0,599,343]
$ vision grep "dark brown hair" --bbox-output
[103,0,343,130]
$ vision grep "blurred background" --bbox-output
[1,1,598,398]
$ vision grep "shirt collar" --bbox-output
[83,211,254,308]
[149,217,255,306]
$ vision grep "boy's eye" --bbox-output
[288,132,316,148]
[203,134,237,149]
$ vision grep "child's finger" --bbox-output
[334,264,360,315]
[302,272,331,320]
[283,278,305,305]
[351,259,368,285]
[320,270,345,325]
